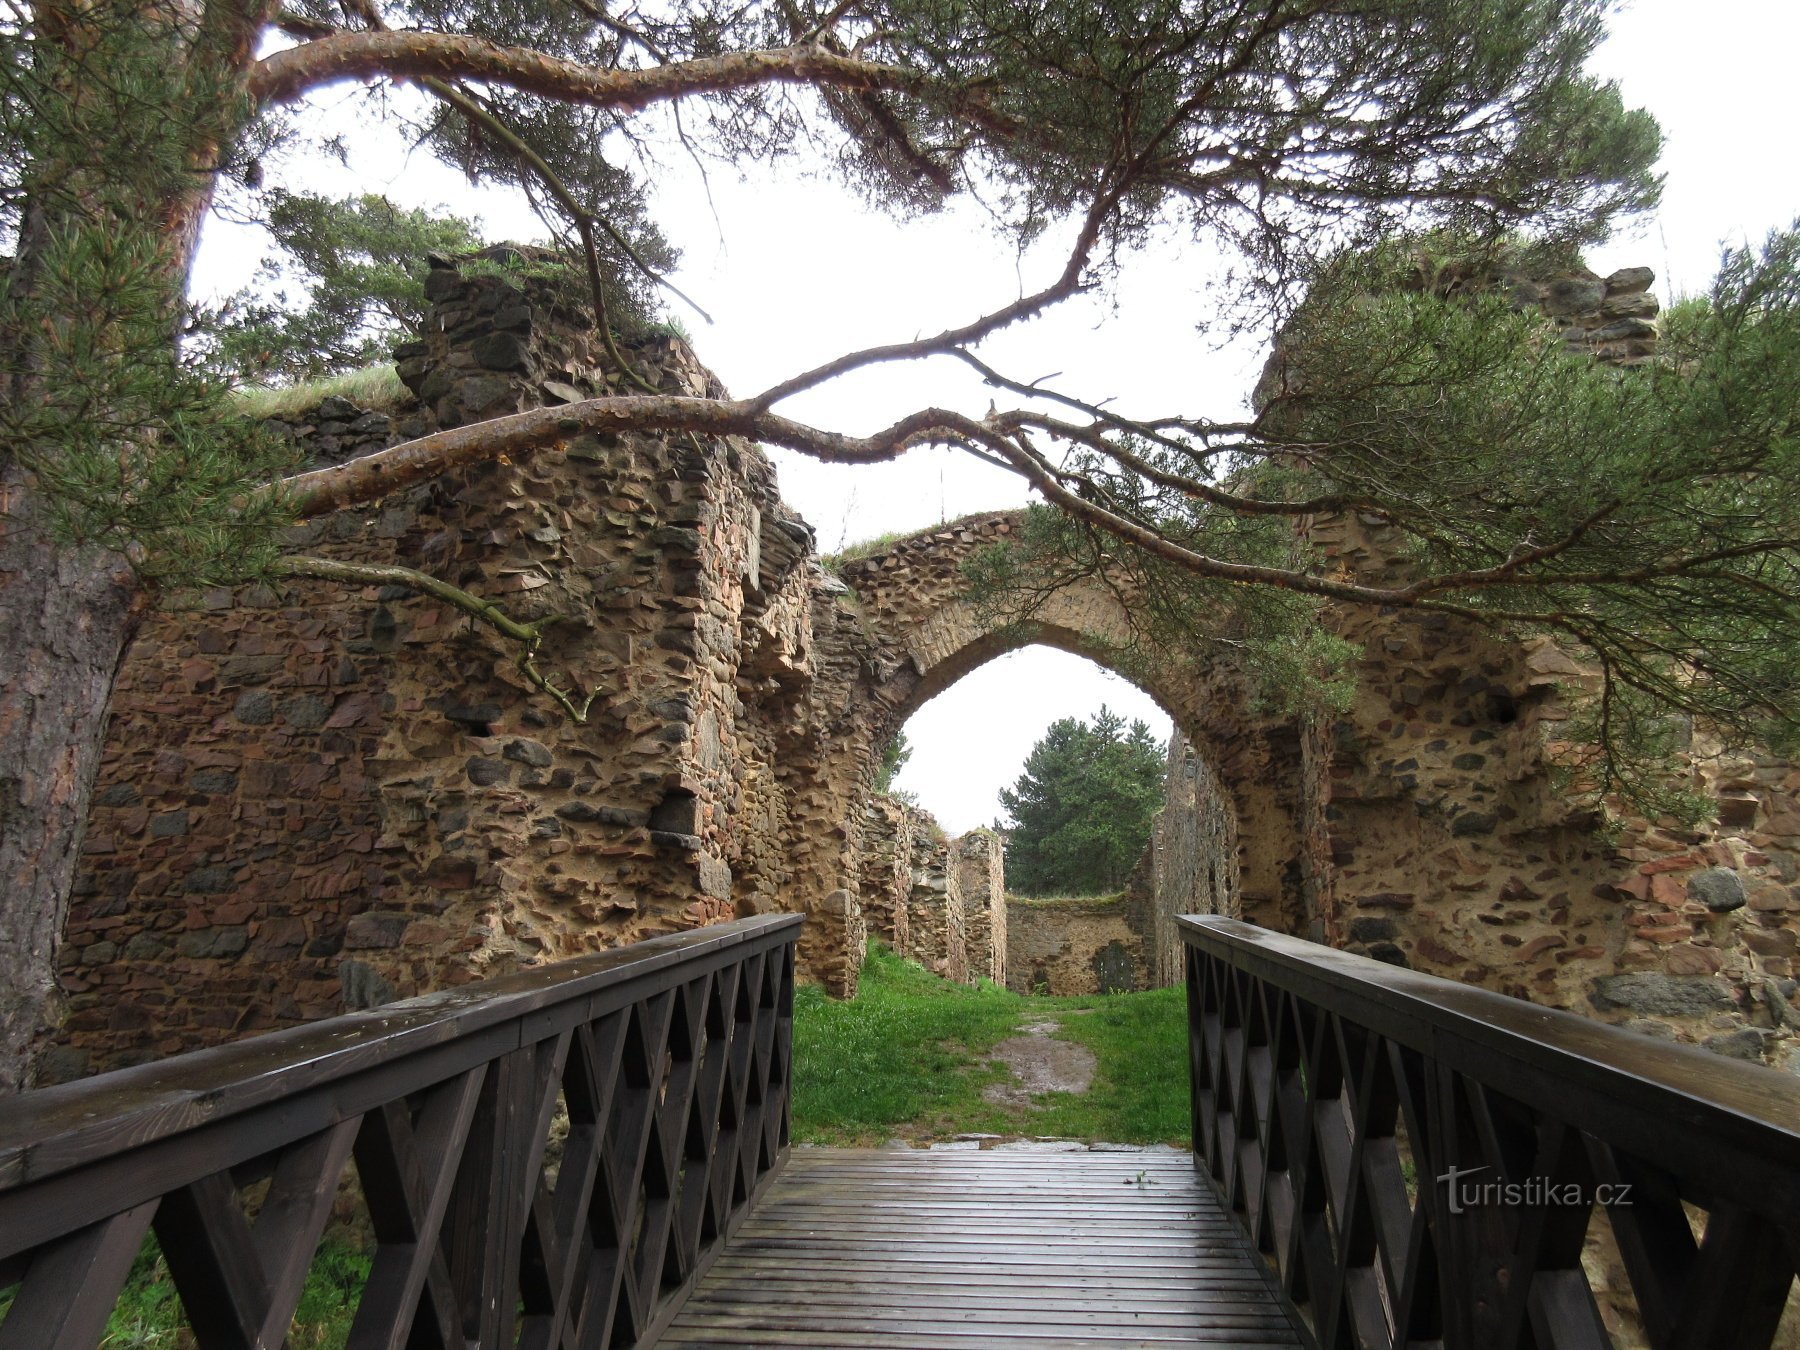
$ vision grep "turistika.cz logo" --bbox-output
[1437,1165,1633,1215]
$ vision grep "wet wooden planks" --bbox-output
[661,1146,1301,1348]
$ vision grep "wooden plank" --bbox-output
[665,1148,1302,1348]
[674,1298,1293,1326]
[661,1327,1303,1347]
[690,1274,1279,1297]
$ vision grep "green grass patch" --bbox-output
[232,363,409,421]
[791,943,1191,1148]
[1007,890,1127,909]
[0,1233,368,1346]
[792,944,1026,1145]
[1022,989,1192,1145]
[823,511,1015,571]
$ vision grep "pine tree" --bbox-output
[1001,708,1167,896]
[210,193,486,381]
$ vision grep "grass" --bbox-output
[822,510,1013,570]
[231,363,410,421]
[824,528,914,567]
[1008,890,1128,909]
[0,1233,367,1347]
[791,942,1191,1148]
[791,943,1024,1144]
[1022,987,1191,1144]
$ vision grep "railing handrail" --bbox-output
[1,913,803,1194]
[1178,915,1800,1201]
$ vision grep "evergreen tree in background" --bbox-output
[210,193,485,382]
[1001,708,1166,897]
[874,730,914,794]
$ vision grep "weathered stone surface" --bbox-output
[1604,266,1656,296]
[1540,273,1607,316]
[1591,974,1736,1017]
[466,757,511,787]
[345,912,411,950]
[232,689,274,725]
[471,332,529,371]
[503,737,553,768]
[339,959,395,1010]
[1702,1028,1771,1062]
[1687,867,1747,912]
[1349,916,1397,943]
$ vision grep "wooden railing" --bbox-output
[1180,915,1800,1350]
[0,912,800,1348]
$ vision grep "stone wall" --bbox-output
[954,829,1006,984]
[853,793,1001,986]
[1005,884,1154,996]
[46,253,835,1076]
[905,826,967,984]
[1146,735,1240,986]
[857,795,916,956]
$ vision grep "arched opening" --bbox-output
[885,646,1171,837]
[791,520,1331,998]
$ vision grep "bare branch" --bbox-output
[747,185,1123,412]
[275,555,604,722]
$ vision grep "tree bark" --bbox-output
[249,33,1020,140]
[0,0,265,1092]
[0,470,144,1092]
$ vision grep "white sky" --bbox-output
[198,0,1800,834]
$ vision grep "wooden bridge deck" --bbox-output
[662,1146,1303,1348]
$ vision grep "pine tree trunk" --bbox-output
[0,0,271,1093]
[0,469,144,1091]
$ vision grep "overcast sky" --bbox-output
[200,0,1800,834]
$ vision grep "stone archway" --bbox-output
[783,511,1332,991]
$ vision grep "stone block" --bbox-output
[233,689,274,725]
[1702,1028,1771,1062]
[1591,973,1736,1017]
[345,911,412,949]
[1686,867,1747,912]
[471,332,529,371]
[466,756,511,787]
[339,959,396,1010]
[189,768,238,795]
[504,738,554,768]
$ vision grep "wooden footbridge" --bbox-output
[3,912,1798,1348]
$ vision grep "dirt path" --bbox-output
[980,1016,1095,1108]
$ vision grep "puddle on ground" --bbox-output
[980,1016,1096,1107]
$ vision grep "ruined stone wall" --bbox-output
[46,254,836,1077]
[45,251,1800,1085]
[852,795,999,987]
[954,829,1006,984]
[906,827,967,984]
[1004,889,1153,996]
[820,518,1316,982]
[857,795,916,956]
[1290,507,1800,1066]
[1148,735,1241,986]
